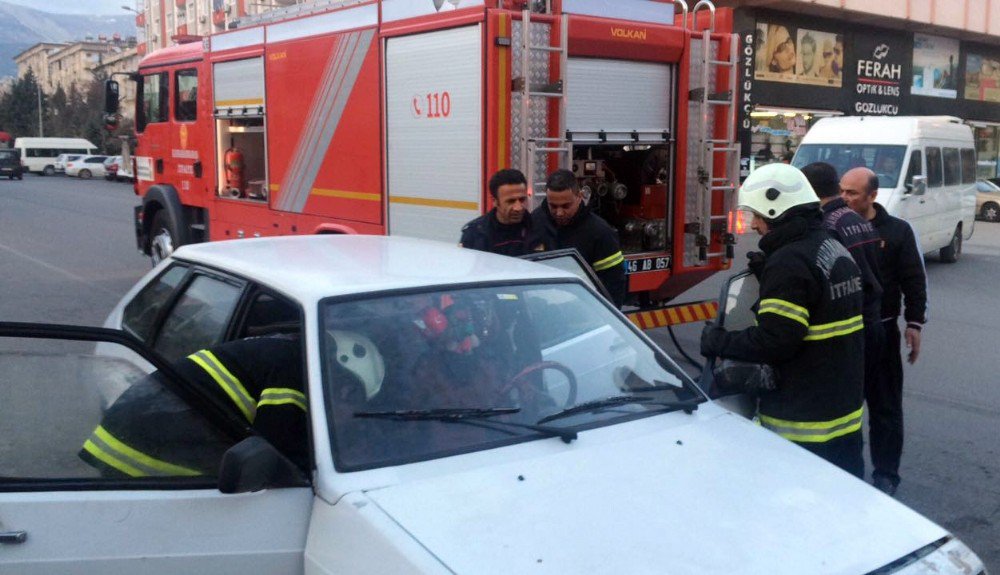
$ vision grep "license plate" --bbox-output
[626,256,670,274]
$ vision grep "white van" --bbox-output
[793,116,976,262]
[13,137,98,176]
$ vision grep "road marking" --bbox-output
[0,242,116,296]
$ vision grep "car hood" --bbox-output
[364,411,946,574]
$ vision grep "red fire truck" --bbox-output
[110,0,740,323]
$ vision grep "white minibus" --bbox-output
[13,137,98,176]
[793,116,976,262]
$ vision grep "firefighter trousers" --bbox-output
[867,319,904,486]
[799,429,864,479]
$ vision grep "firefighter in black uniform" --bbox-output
[531,169,627,308]
[804,162,885,418]
[80,335,309,478]
[701,163,866,477]
[460,169,543,257]
[841,166,927,495]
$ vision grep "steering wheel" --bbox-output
[499,360,578,411]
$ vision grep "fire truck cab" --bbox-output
[113,0,739,309]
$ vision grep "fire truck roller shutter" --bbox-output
[213,57,266,116]
[565,58,672,143]
[385,25,483,243]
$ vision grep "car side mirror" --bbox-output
[104,80,120,115]
[218,436,308,494]
[906,175,927,196]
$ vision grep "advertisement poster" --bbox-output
[911,34,959,98]
[850,33,907,116]
[754,22,842,87]
[965,54,1000,103]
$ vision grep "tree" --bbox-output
[0,69,47,139]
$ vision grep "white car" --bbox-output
[53,153,83,174]
[0,236,985,574]
[64,155,109,179]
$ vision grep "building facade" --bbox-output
[717,0,1000,178]
[131,0,300,55]
[14,43,70,92]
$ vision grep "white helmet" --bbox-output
[739,163,819,220]
[327,330,385,400]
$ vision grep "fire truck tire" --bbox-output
[42,165,55,176]
[149,211,180,265]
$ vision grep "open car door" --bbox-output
[0,323,311,575]
[699,270,759,418]
[520,248,614,303]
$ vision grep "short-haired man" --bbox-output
[803,162,884,404]
[460,169,541,256]
[840,166,927,496]
[531,169,626,307]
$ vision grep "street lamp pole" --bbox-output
[37,83,43,137]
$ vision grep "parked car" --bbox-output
[0,236,982,574]
[0,148,24,180]
[54,153,83,174]
[103,156,119,181]
[65,155,109,179]
[976,178,1000,222]
[13,137,97,175]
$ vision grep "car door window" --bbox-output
[153,274,243,362]
[238,292,301,338]
[943,148,961,186]
[122,264,190,342]
[0,333,230,483]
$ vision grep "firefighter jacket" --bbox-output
[711,210,865,444]
[79,336,308,478]
[822,197,883,325]
[870,203,927,325]
[460,208,543,257]
[531,201,627,308]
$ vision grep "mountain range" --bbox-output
[0,0,135,79]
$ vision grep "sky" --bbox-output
[2,0,134,15]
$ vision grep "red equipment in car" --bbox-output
[224,139,245,197]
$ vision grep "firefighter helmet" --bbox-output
[327,330,385,400]
[738,163,819,220]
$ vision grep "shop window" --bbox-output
[961,148,976,184]
[926,147,942,187]
[175,68,198,122]
[942,148,960,186]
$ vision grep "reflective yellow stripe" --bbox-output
[758,298,810,327]
[258,387,307,412]
[85,426,202,476]
[759,406,864,443]
[593,251,624,272]
[803,315,864,341]
[188,350,256,422]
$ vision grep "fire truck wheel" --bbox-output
[149,211,178,265]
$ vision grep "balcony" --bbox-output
[176,24,188,36]
[135,12,145,27]
[175,0,184,6]
[137,43,147,57]
[213,9,226,26]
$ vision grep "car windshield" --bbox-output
[793,144,908,189]
[321,282,698,471]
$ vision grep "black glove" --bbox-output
[713,359,777,395]
[747,251,766,280]
[700,322,727,358]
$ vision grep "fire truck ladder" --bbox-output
[517,5,570,208]
[233,0,368,28]
[689,0,740,264]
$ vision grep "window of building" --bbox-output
[175,69,198,122]
[973,125,999,179]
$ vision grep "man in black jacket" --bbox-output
[531,169,627,308]
[841,166,927,495]
[460,169,542,256]
[701,163,866,477]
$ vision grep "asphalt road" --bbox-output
[1,174,998,567]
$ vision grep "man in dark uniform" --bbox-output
[804,162,885,443]
[460,168,542,256]
[531,169,627,308]
[80,335,309,478]
[701,163,866,477]
[841,166,927,495]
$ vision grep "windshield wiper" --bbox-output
[354,407,578,443]
[537,395,700,425]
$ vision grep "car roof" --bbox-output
[171,235,578,302]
